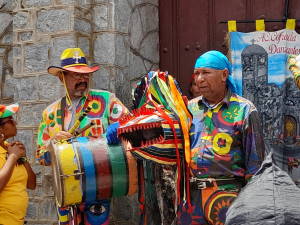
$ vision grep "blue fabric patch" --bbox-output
[61,57,87,67]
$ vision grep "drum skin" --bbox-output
[49,136,138,207]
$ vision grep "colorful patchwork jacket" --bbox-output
[188,90,265,180]
[36,89,129,166]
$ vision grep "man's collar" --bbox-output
[198,89,232,109]
[65,91,89,108]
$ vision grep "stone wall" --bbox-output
[0,0,159,224]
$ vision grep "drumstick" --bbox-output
[74,121,95,136]
[68,106,92,134]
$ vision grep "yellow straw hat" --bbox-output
[48,48,99,76]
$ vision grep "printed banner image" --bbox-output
[229,29,300,184]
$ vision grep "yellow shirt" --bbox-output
[0,145,28,225]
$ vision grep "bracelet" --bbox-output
[19,157,28,163]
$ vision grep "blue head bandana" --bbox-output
[194,50,238,94]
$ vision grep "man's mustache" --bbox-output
[75,82,88,89]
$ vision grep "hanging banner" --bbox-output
[230,28,300,181]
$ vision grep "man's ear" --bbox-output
[221,69,229,82]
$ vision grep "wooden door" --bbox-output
[159,0,300,97]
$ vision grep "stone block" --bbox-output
[2,74,16,99]
[42,173,55,196]
[146,61,158,72]
[94,33,115,64]
[38,199,58,220]
[19,31,33,41]
[30,164,44,185]
[0,48,5,55]
[13,45,21,57]
[22,0,52,8]
[13,12,29,29]
[24,43,49,72]
[1,33,12,44]
[129,8,143,50]
[115,35,128,67]
[0,0,18,11]
[135,0,158,5]
[78,0,92,5]
[115,69,132,107]
[74,7,91,20]
[0,12,12,34]
[39,74,64,101]
[92,66,110,90]
[109,68,116,92]
[27,184,44,198]
[139,4,158,34]
[37,9,70,33]
[0,57,3,73]
[15,129,34,160]
[49,36,76,67]
[128,51,146,79]
[93,4,108,31]
[7,48,12,66]
[112,0,131,33]
[26,201,38,219]
[74,18,91,34]
[13,58,22,74]
[55,0,75,4]
[140,31,159,63]
[78,36,90,57]
[94,0,108,3]
[18,102,47,126]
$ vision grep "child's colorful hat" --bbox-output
[0,103,19,119]
[48,48,99,76]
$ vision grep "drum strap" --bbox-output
[61,96,67,131]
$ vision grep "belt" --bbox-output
[190,177,244,190]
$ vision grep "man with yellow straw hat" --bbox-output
[36,48,129,225]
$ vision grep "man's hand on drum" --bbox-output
[52,131,73,141]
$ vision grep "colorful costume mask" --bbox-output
[118,71,192,165]
[118,71,193,224]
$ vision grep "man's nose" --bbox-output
[78,75,86,81]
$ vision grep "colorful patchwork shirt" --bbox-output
[36,89,129,166]
[188,90,265,180]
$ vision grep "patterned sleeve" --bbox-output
[108,94,129,124]
[36,109,52,166]
[242,109,266,180]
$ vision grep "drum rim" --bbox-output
[50,140,64,207]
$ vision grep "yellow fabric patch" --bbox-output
[286,19,296,30]
[212,133,233,155]
[228,20,237,32]
[256,19,265,31]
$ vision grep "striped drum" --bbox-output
[49,136,137,207]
